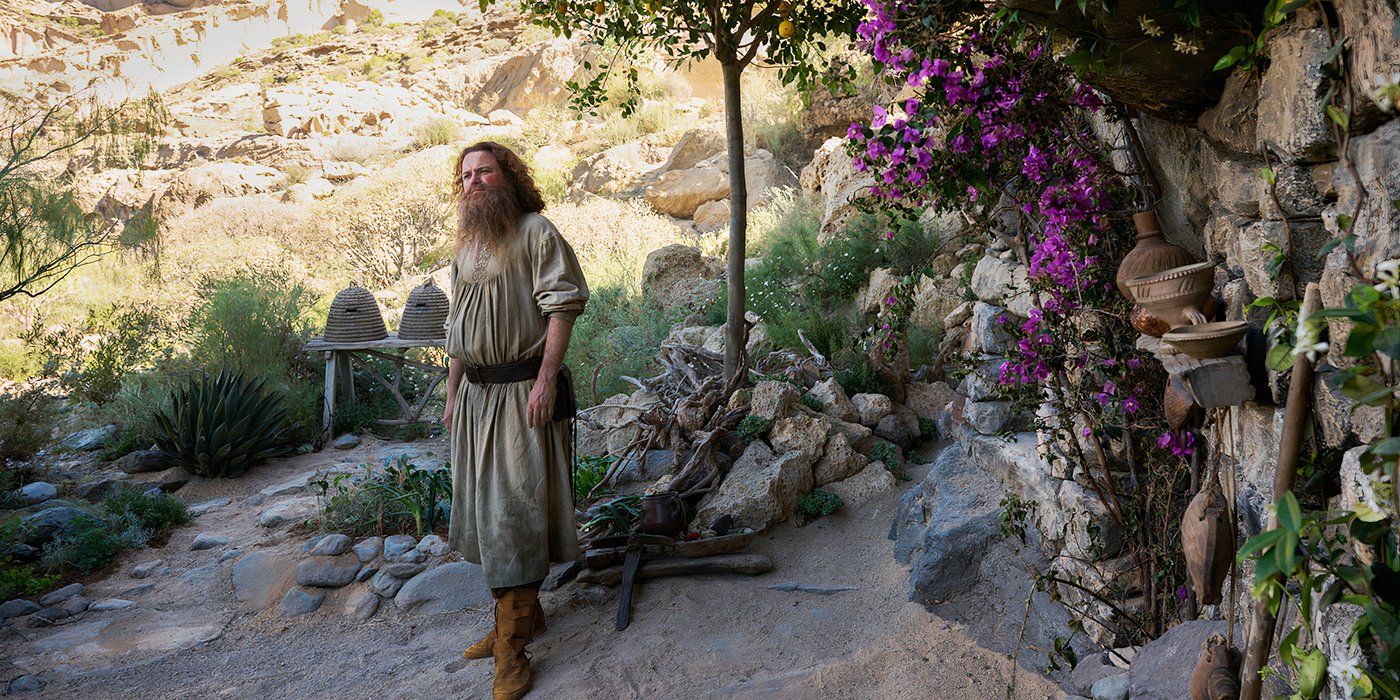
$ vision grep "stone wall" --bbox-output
[942,0,1399,651]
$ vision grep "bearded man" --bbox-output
[443,141,587,700]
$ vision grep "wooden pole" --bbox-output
[1239,282,1322,699]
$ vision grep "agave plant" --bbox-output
[153,370,291,478]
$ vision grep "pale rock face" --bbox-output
[800,136,875,241]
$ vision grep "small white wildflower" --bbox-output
[1327,643,1364,699]
[1172,34,1203,55]
[1367,71,1400,114]
[1292,312,1328,363]
[1138,15,1163,37]
[1374,258,1400,300]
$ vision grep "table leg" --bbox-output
[322,350,337,444]
[336,351,355,404]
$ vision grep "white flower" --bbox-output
[1138,15,1163,37]
[1374,258,1400,300]
[1327,643,1364,699]
[1367,72,1400,114]
[1172,35,1202,55]
[1292,312,1329,363]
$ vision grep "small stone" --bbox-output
[415,534,449,557]
[59,595,89,615]
[190,533,230,551]
[278,587,325,617]
[344,587,379,621]
[382,535,420,563]
[131,560,162,579]
[382,561,428,578]
[120,583,155,598]
[257,498,318,528]
[89,598,136,612]
[16,482,56,505]
[393,562,489,614]
[27,606,70,626]
[851,393,894,427]
[39,583,84,607]
[1091,673,1130,700]
[7,675,41,693]
[220,549,241,562]
[0,599,40,619]
[302,535,326,552]
[307,534,352,557]
[295,555,360,588]
[333,434,360,450]
[370,570,406,598]
[356,564,378,583]
[188,497,232,516]
[749,381,800,421]
[352,537,383,563]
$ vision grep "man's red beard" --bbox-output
[457,184,521,249]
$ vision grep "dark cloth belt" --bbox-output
[459,355,578,425]
[460,355,545,385]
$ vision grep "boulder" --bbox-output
[1128,619,1228,700]
[640,244,722,313]
[801,136,876,240]
[643,166,730,218]
[154,162,282,220]
[693,198,730,232]
[805,379,860,424]
[257,498,318,529]
[812,432,868,486]
[61,425,116,451]
[856,267,900,315]
[891,446,1003,605]
[694,442,812,531]
[21,506,88,546]
[370,570,407,598]
[344,585,379,621]
[114,449,167,474]
[570,142,663,196]
[16,482,56,506]
[39,583,84,607]
[307,534,352,557]
[825,461,895,507]
[874,414,916,448]
[851,393,894,427]
[767,413,830,464]
[394,562,490,614]
[749,381,800,422]
[659,127,725,174]
[232,551,296,612]
[968,302,1014,355]
[278,587,325,618]
[1256,26,1335,162]
[0,599,40,619]
[353,536,384,563]
[1091,674,1130,700]
[416,534,450,557]
[296,555,361,588]
[189,533,229,551]
[468,39,578,114]
[383,535,421,563]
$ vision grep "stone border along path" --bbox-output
[2,436,1063,698]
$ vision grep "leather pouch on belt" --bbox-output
[552,364,577,422]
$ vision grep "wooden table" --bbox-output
[301,335,448,445]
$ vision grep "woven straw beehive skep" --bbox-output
[324,284,389,343]
[398,277,449,341]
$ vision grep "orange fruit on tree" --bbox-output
[778,19,795,38]
[593,1,605,15]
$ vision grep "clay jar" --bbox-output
[1116,211,1195,301]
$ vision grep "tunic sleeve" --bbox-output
[443,255,458,336]
[532,228,589,323]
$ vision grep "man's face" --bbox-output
[460,151,504,194]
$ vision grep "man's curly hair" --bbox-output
[451,141,546,213]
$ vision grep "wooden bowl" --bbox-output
[675,530,756,558]
[1162,321,1249,359]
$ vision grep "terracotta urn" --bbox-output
[1182,472,1234,605]
[1127,262,1217,328]
[1163,321,1249,360]
[1115,211,1195,301]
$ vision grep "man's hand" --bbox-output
[443,398,454,434]
[526,376,556,429]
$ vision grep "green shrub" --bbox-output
[801,394,823,412]
[0,557,60,600]
[95,369,181,459]
[798,489,843,518]
[736,415,773,445]
[364,9,384,26]
[411,118,460,149]
[41,513,130,573]
[917,415,937,439]
[833,348,884,396]
[0,383,59,462]
[185,268,318,380]
[280,164,310,188]
[869,441,900,467]
[103,485,190,534]
[310,457,451,537]
[153,370,291,478]
[26,303,164,405]
[572,454,613,503]
[332,398,380,436]
[566,286,679,404]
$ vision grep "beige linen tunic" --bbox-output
[444,212,588,589]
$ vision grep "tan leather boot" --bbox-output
[462,598,545,660]
[491,587,538,700]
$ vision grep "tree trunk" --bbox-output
[720,60,747,385]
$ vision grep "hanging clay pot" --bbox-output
[1164,375,1200,430]
[1190,633,1242,700]
[1116,211,1196,301]
[1182,471,1234,605]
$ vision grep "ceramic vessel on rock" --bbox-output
[1127,262,1216,328]
[1163,321,1249,359]
[1115,210,1194,301]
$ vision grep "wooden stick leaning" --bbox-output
[1238,282,1322,699]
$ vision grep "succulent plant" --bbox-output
[153,370,290,478]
